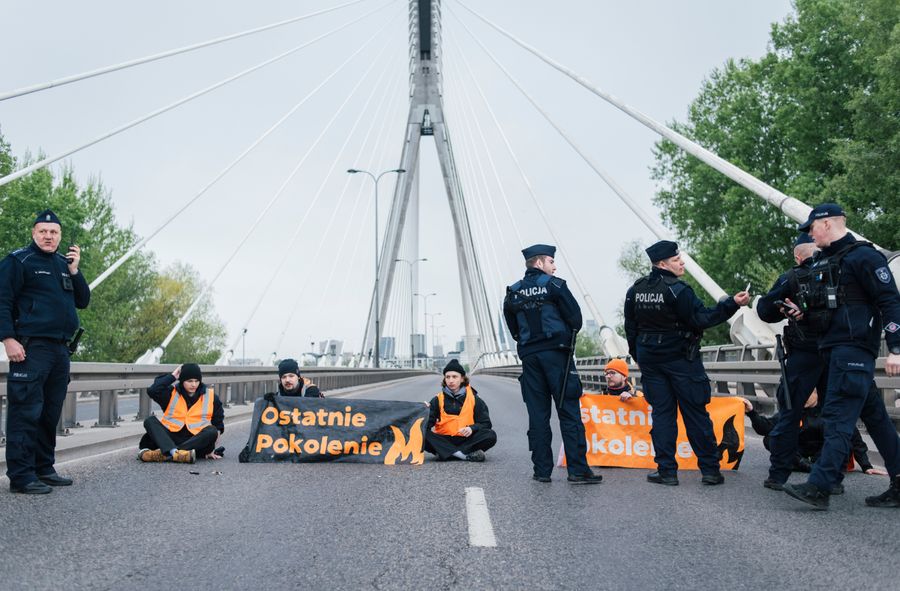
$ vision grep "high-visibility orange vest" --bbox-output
[160,387,215,434]
[433,386,475,436]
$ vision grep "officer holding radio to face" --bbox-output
[0,210,90,494]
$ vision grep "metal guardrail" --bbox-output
[0,363,427,445]
[476,348,900,428]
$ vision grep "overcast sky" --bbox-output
[0,0,794,362]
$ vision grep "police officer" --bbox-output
[782,203,900,510]
[503,244,602,484]
[624,240,748,486]
[756,233,833,491]
[0,210,90,494]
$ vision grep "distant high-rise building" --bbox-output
[585,319,601,340]
[379,336,395,359]
[432,344,444,358]
[411,333,426,358]
[456,339,465,353]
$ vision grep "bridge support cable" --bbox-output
[451,15,778,348]
[0,0,376,102]
[275,60,406,359]
[452,0,879,250]
[89,13,397,292]
[0,0,394,190]
[444,9,626,358]
[136,19,397,363]
[217,38,400,362]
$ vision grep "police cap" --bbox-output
[645,240,679,263]
[521,244,556,260]
[33,209,61,227]
[797,203,846,232]
[793,232,815,247]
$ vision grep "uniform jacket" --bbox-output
[503,267,582,358]
[814,234,900,355]
[757,258,820,353]
[426,386,492,434]
[148,373,225,434]
[0,241,90,341]
[623,267,739,363]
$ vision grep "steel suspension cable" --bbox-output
[0,0,394,189]
[154,18,397,353]
[0,0,374,102]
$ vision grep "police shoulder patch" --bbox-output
[875,267,892,284]
[885,322,900,334]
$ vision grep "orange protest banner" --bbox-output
[560,394,745,470]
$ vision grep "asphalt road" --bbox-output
[1,375,898,590]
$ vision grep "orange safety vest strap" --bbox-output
[433,386,476,436]
[160,387,215,435]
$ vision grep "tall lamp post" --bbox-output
[347,167,406,368]
[395,257,427,368]
[415,292,437,359]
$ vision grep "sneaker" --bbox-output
[830,483,845,496]
[701,471,725,486]
[567,471,603,485]
[647,471,678,486]
[532,475,551,483]
[465,450,486,462]
[783,482,829,510]
[138,448,166,463]
[171,449,196,464]
[865,476,900,508]
[763,478,784,491]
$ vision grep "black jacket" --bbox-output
[148,373,225,434]
[426,387,492,434]
[756,258,820,353]
[0,241,90,341]
[503,267,582,358]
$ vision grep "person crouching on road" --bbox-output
[138,363,224,463]
[424,359,497,462]
[268,358,322,399]
[601,358,643,401]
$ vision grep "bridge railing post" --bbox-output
[93,390,118,428]
[59,390,79,435]
[135,388,152,421]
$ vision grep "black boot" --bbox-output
[647,471,678,486]
[865,475,900,508]
[783,482,829,510]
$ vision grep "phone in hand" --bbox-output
[65,243,77,264]
[774,299,800,314]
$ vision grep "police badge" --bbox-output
[875,267,891,284]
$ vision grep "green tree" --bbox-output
[575,331,601,358]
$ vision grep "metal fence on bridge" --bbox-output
[476,345,900,429]
[0,363,427,445]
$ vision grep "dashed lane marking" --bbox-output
[465,486,497,547]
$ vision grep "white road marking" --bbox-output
[465,486,497,547]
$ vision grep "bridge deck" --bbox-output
[1,375,896,590]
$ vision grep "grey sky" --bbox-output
[0,0,793,361]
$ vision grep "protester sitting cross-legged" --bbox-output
[424,359,497,462]
[138,363,224,464]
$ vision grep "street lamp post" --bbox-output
[415,292,437,359]
[395,257,427,368]
[347,167,406,368]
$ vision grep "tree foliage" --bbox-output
[0,129,226,362]
[652,0,900,296]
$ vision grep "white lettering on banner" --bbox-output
[581,405,653,426]
[586,434,694,459]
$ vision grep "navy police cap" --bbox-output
[645,240,679,263]
[33,209,61,226]
[521,244,556,260]
[793,232,815,247]
[797,203,845,232]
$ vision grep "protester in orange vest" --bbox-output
[601,358,643,401]
[424,359,497,462]
[138,363,224,463]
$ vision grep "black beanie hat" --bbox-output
[180,363,202,383]
[278,358,301,377]
[443,359,466,376]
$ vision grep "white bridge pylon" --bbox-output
[359,0,499,367]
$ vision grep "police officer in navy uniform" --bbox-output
[624,240,749,486]
[503,244,602,484]
[782,204,900,510]
[756,233,835,491]
[0,210,90,494]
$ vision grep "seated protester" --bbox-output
[600,358,643,401]
[425,359,497,462]
[742,393,884,475]
[138,363,224,464]
[267,358,322,399]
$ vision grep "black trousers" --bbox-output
[139,416,218,457]
[424,429,497,460]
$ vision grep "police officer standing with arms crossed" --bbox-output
[1,210,90,494]
[624,240,749,486]
[782,203,900,510]
[503,244,602,484]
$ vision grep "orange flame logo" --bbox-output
[384,418,425,465]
